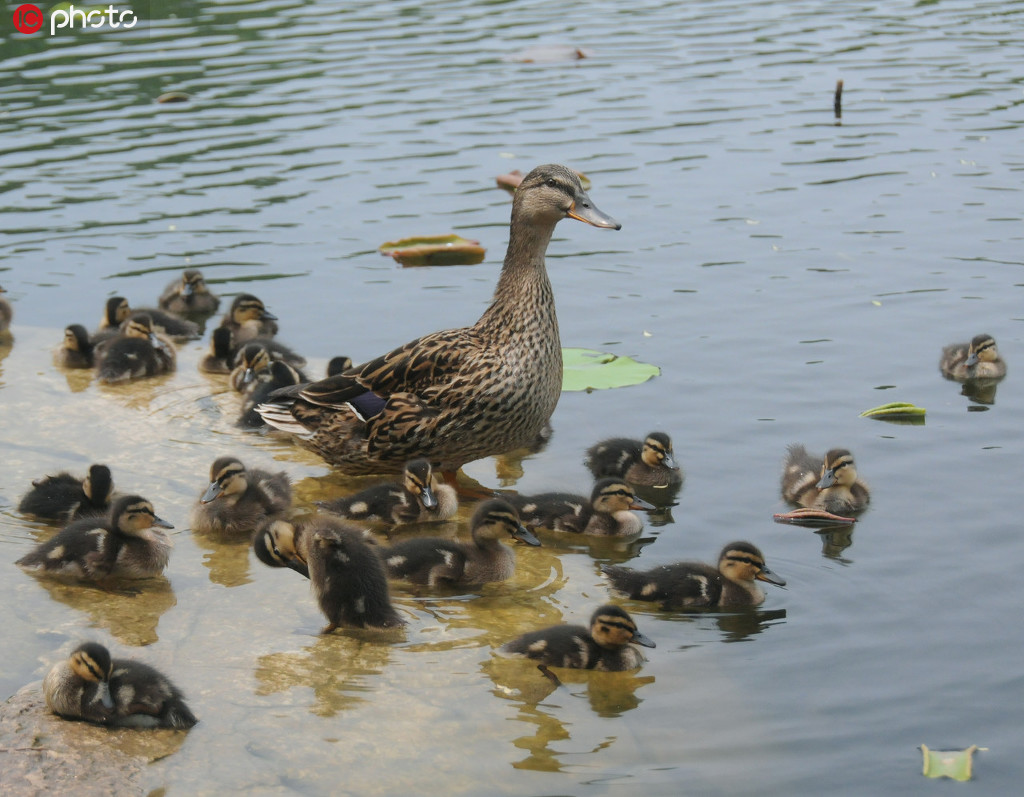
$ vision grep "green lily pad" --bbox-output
[379,235,486,267]
[561,348,660,392]
[860,402,926,423]
[920,744,980,781]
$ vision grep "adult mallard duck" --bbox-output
[781,444,869,514]
[258,164,620,475]
[940,333,1006,381]
[44,642,197,729]
[602,541,785,609]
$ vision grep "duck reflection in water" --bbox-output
[254,633,395,718]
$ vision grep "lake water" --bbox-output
[1,0,1022,793]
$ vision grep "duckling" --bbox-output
[17,495,173,581]
[96,296,199,344]
[238,359,304,429]
[199,327,235,374]
[54,324,95,369]
[44,642,197,729]
[781,444,869,514]
[585,431,682,488]
[158,268,220,317]
[381,498,540,586]
[326,356,353,377]
[230,343,308,393]
[507,478,655,537]
[217,293,279,345]
[0,284,12,335]
[95,314,176,384]
[18,463,114,522]
[498,604,655,672]
[602,541,786,609]
[940,333,1006,381]
[253,517,313,578]
[318,459,458,526]
[190,456,292,537]
[307,518,405,633]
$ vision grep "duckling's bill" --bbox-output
[756,565,786,587]
[514,525,542,546]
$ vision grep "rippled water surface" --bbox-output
[2,0,1023,793]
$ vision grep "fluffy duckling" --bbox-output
[96,314,176,383]
[940,334,1006,381]
[507,478,655,537]
[159,268,220,317]
[602,541,786,609]
[97,296,199,343]
[217,293,279,345]
[190,456,292,537]
[199,327,235,374]
[307,518,405,633]
[585,431,682,488]
[0,284,12,335]
[499,604,655,672]
[381,498,540,586]
[230,343,308,393]
[238,359,304,429]
[781,444,870,514]
[18,464,114,522]
[318,459,458,526]
[54,324,95,369]
[17,495,173,581]
[44,642,197,729]
[253,517,313,578]
[326,356,353,377]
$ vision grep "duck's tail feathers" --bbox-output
[256,401,315,439]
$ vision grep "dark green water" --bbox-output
[1,0,1022,793]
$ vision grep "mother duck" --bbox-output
[259,164,620,475]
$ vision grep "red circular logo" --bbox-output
[13,4,43,34]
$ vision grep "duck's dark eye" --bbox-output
[546,178,557,187]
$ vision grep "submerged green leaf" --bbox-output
[920,744,981,781]
[561,348,660,392]
[860,402,926,423]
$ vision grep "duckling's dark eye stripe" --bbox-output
[726,555,765,568]
[599,619,637,633]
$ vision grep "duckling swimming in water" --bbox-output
[507,478,655,537]
[17,495,173,581]
[95,314,176,383]
[54,324,95,369]
[307,518,405,633]
[326,356,353,377]
[781,445,869,514]
[585,432,682,488]
[217,293,279,344]
[44,641,197,729]
[253,517,315,578]
[238,359,304,429]
[602,541,786,609]
[498,604,655,672]
[199,327,235,374]
[18,464,114,522]
[96,296,199,343]
[230,343,308,392]
[317,459,458,526]
[940,333,1006,381]
[381,498,540,586]
[190,456,292,537]
[159,268,220,317]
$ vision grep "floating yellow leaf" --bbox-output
[920,744,981,781]
[379,235,486,267]
[860,402,926,423]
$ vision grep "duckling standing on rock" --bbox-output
[498,604,655,673]
[18,464,114,522]
[217,294,279,345]
[307,518,405,633]
[159,268,220,317]
[95,314,176,384]
[507,478,655,537]
[190,456,291,537]
[44,642,197,729]
[781,445,869,515]
[381,498,540,586]
[317,459,457,526]
[54,325,95,369]
[602,541,786,609]
[585,432,682,488]
[940,334,1006,381]
[17,495,173,581]
[257,164,620,476]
